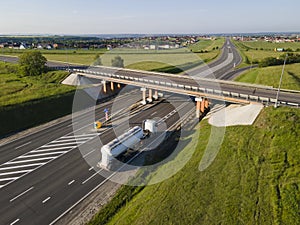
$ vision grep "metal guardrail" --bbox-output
[72,68,300,108]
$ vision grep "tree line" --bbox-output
[259,53,300,67]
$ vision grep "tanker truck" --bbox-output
[99,119,157,170]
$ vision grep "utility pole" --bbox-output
[274,54,288,108]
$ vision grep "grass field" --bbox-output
[1,39,224,70]
[240,41,300,52]
[235,63,300,90]
[89,107,300,225]
[233,40,284,63]
[0,62,75,107]
[189,38,225,52]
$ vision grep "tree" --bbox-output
[111,56,124,68]
[93,53,102,66]
[19,51,47,76]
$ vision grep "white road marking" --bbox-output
[40,143,79,148]
[0,177,19,182]
[151,112,157,116]
[0,170,32,176]
[83,149,96,158]
[10,219,20,225]
[0,163,45,171]
[34,146,74,152]
[19,151,67,159]
[51,138,89,143]
[42,197,51,204]
[89,167,94,171]
[61,133,97,139]
[4,157,56,165]
[68,180,75,185]
[82,172,99,184]
[15,141,31,150]
[10,187,34,202]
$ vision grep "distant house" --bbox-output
[19,44,27,49]
[149,45,156,50]
[274,48,284,52]
[12,43,21,50]
[37,44,43,49]
[46,44,53,50]
[53,43,65,49]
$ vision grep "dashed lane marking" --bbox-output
[10,219,20,225]
[42,197,51,204]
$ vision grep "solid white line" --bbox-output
[15,141,31,150]
[42,197,51,204]
[60,133,96,139]
[40,143,80,148]
[0,170,32,176]
[4,157,56,165]
[10,187,34,202]
[89,167,94,171]
[34,146,74,152]
[0,177,19,182]
[68,180,75,185]
[19,151,67,159]
[82,172,99,185]
[10,219,20,225]
[51,138,89,143]
[0,163,45,171]
[83,149,96,158]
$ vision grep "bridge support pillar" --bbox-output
[147,89,153,103]
[195,97,202,118]
[153,90,159,100]
[110,82,114,91]
[141,87,147,105]
[204,98,209,110]
[101,80,107,93]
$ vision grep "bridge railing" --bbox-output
[72,68,300,108]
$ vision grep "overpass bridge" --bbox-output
[71,66,300,117]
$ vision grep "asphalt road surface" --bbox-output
[0,90,194,225]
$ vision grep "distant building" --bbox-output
[149,45,156,50]
[274,48,284,52]
[19,44,27,49]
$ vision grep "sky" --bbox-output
[1,0,300,35]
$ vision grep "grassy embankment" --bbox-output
[89,106,300,225]
[235,63,300,91]
[233,40,300,90]
[0,62,78,137]
[234,40,300,63]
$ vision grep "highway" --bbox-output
[0,90,194,225]
[187,38,242,80]
[1,37,297,225]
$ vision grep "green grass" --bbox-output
[1,41,222,70]
[235,63,300,90]
[0,62,75,107]
[233,40,300,64]
[89,107,300,225]
[240,41,300,52]
[189,38,225,52]
[0,61,80,136]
